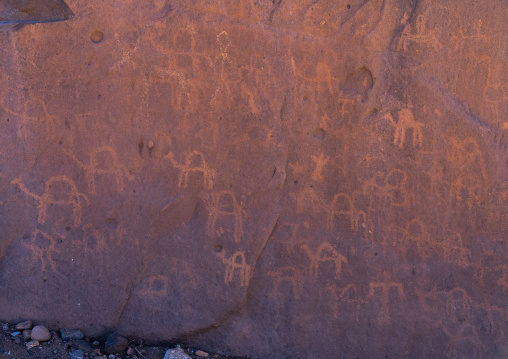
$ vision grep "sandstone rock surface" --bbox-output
[0,0,508,358]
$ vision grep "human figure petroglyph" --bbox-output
[338,284,368,322]
[311,153,330,182]
[150,68,195,109]
[275,222,302,255]
[269,266,306,299]
[440,233,471,267]
[80,223,124,252]
[66,146,134,195]
[218,250,251,287]
[368,271,404,324]
[211,30,233,108]
[448,137,487,208]
[165,151,216,189]
[302,241,348,280]
[473,56,508,128]
[383,106,424,149]
[289,47,335,105]
[449,137,487,178]
[337,91,355,116]
[361,169,410,211]
[397,13,442,52]
[450,175,485,209]
[142,23,208,110]
[204,190,247,243]
[25,230,64,273]
[297,188,366,232]
[293,61,334,96]
[451,19,488,51]
[327,192,367,232]
[11,176,89,227]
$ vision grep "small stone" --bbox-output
[70,349,85,359]
[164,348,191,359]
[12,337,21,345]
[71,339,93,352]
[61,329,85,341]
[195,350,209,358]
[90,30,104,43]
[103,334,128,354]
[15,320,32,330]
[31,325,51,342]
[126,348,135,356]
[147,141,155,150]
[108,355,115,359]
[51,331,63,343]
[2,323,9,331]
[22,329,32,339]
[10,331,21,337]
[93,341,100,347]
[26,340,39,349]
[53,350,58,355]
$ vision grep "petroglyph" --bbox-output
[327,192,367,232]
[337,91,355,116]
[211,30,233,108]
[311,153,330,182]
[475,56,508,126]
[452,19,488,51]
[11,176,89,227]
[302,241,348,280]
[289,47,335,105]
[450,175,485,209]
[383,106,424,149]
[448,137,487,208]
[361,169,410,211]
[66,146,134,195]
[80,223,124,252]
[449,137,487,178]
[297,188,366,232]
[165,151,216,189]
[368,272,404,324]
[219,250,251,287]
[274,222,302,255]
[269,266,306,299]
[204,190,247,243]
[0,80,57,138]
[24,230,64,273]
[338,284,368,322]
[397,14,442,52]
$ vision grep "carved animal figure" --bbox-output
[383,108,424,148]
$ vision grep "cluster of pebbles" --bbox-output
[0,321,242,359]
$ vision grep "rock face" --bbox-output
[0,0,508,358]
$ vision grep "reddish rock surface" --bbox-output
[1,0,508,358]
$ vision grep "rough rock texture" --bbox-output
[0,0,508,358]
